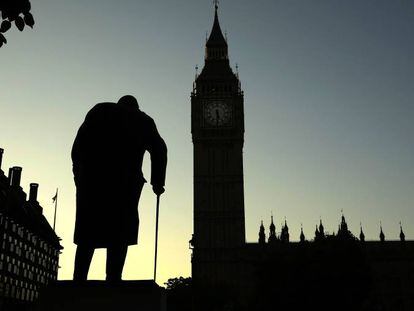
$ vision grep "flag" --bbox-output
[52,189,58,203]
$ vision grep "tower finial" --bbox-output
[214,0,219,10]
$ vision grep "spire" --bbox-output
[205,1,228,60]
[259,220,266,244]
[379,222,385,243]
[314,225,320,240]
[341,210,347,227]
[319,219,324,236]
[207,1,226,45]
[359,223,365,242]
[400,222,405,242]
[300,224,306,243]
[338,211,349,237]
[214,0,219,10]
[270,215,275,232]
[268,215,277,244]
[280,217,289,243]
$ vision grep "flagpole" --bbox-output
[53,188,58,231]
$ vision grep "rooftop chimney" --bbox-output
[8,167,13,185]
[11,166,22,187]
[29,183,39,202]
[0,148,4,171]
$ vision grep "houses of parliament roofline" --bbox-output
[256,213,409,245]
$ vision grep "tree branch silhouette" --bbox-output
[0,0,34,47]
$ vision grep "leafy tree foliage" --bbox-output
[164,277,192,311]
[164,276,192,290]
[0,0,34,47]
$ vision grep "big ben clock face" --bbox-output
[204,100,232,127]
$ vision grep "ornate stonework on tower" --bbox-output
[191,3,245,288]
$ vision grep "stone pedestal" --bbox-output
[34,280,166,311]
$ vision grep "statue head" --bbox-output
[118,95,139,110]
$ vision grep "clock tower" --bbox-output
[191,3,246,287]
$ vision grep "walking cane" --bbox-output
[154,194,160,282]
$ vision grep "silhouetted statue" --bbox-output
[71,95,167,282]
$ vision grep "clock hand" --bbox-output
[215,109,220,126]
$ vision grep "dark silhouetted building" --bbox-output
[0,148,63,310]
[191,5,414,311]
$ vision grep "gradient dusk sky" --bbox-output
[1,0,413,284]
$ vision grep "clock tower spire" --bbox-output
[205,1,228,61]
[191,2,246,289]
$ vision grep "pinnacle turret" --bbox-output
[300,225,306,243]
[280,218,289,243]
[359,224,365,242]
[268,216,277,243]
[340,212,348,232]
[314,225,320,240]
[259,221,266,244]
[319,219,325,237]
[400,222,405,242]
[337,212,352,239]
[379,223,385,243]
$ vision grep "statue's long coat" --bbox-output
[71,103,167,247]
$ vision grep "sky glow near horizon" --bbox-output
[0,0,413,285]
